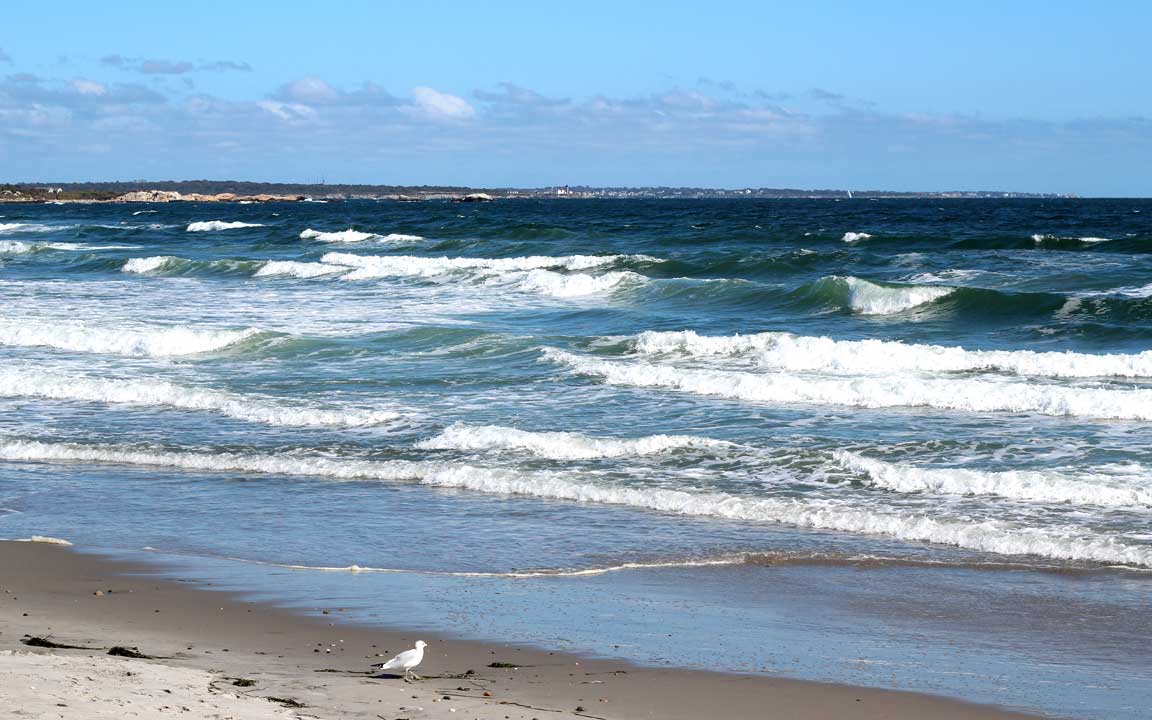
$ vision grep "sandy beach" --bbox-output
[0,541,1043,719]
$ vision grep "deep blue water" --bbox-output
[1,199,1150,718]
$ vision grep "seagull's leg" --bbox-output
[411,671,422,680]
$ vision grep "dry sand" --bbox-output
[0,541,1045,719]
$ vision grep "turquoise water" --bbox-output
[1,199,1150,718]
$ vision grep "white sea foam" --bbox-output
[842,232,873,243]
[2,439,1147,567]
[511,269,643,297]
[0,369,402,428]
[0,240,36,254]
[416,423,735,460]
[14,535,73,546]
[545,349,1152,421]
[630,330,1152,378]
[1,240,110,254]
[1079,283,1152,299]
[0,223,72,234]
[320,252,651,296]
[254,260,347,279]
[122,256,178,273]
[300,228,380,243]
[837,276,954,314]
[835,451,1152,508]
[1032,234,1111,244]
[0,320,262,358]
[380,233,425,242]
[321,252,654,275]
[186,221,265,232]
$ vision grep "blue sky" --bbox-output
[1,1,1149,194]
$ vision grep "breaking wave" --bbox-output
[320,251,658,275]
[1,240,133,255]
[186,221,265,232]
[545,349,1152,421]
[0,369,402,428]
[803,276,955,315]
[835,451,1152,508]
[321,252,652,297]
[842,232,873,243]
[416,423,735,460]
[511,269,643,297]
[1032,234,1112,248]
[121,256,257,275]
[630,330,1152,378]
[0,320,263,358]
[0,223,73,234]
[300,228,423,243]
[253,260,346,278]
[122,255,180,273]
[1,438,1147,567]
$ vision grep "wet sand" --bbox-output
[0,541,1045,719]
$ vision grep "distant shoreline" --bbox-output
[1,181,1075,203]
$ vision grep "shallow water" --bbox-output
[1,199,1150,718]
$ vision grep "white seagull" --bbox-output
[373,640,427,680]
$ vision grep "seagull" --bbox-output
[373,640,427,680]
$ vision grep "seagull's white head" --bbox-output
[415,640,427,649]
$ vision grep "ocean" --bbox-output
[1,198,1149,718]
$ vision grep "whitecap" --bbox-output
[0,368,403,428]
[254,260,348,279]
[417,423,735,460]
[0,319,263,357]
[186,220,265,232]
[630,330,1152,378]
[122,256,179,273]
[2,439,1147,567]
[834,451,1152,508]
[300,228,380,243]
[839,276,953,314]
[545,348,1152,421]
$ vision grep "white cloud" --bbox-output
[256,100,317,123]
[277,77,341,105]
[71,79,107,96]
[409,86,476,122]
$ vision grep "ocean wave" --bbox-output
[0,240,132,255]
[0,369,402,428]
[253,260,347,279]
[122,255,180,273]
[0,223,73,234]
[320,251,658,275]
[804,276,955,315]
[834,451,1152,508]
[1032,234,1112,247]
[2,439,1147,567]
[416,423,735,460]
[300,228,423,243]
[842,232,873,243]
[186,220,265,232]
[320,252,653,297]
[121,256,258,275]
[300,228,379,243]
[545,348,1152,421]
[630,330,1152,378]
[510,269,644,297]
[0,320,263,358]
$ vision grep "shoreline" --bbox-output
[0,541,1043,719]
